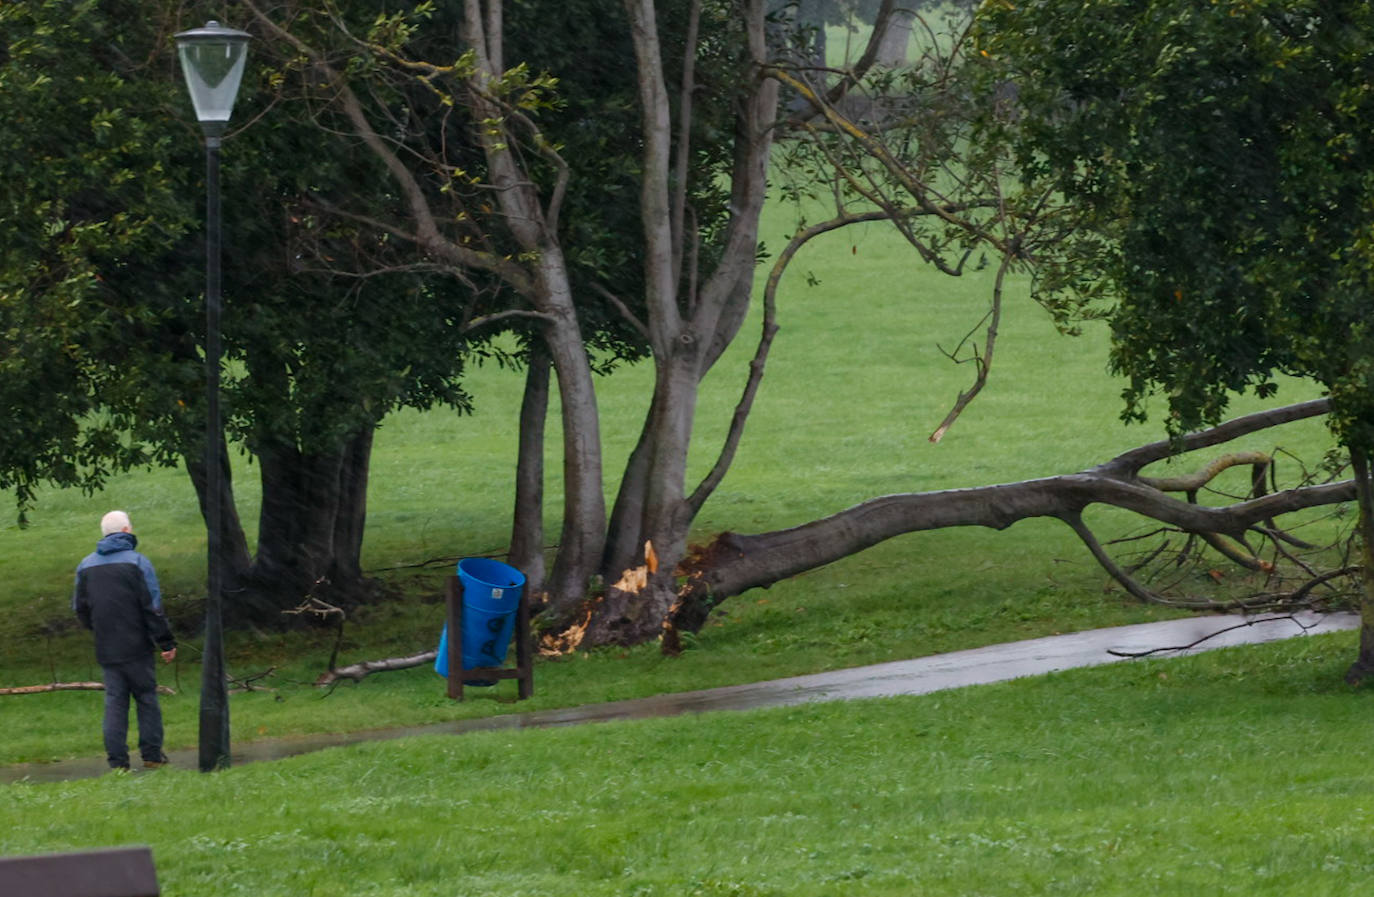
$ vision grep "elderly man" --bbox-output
[73,510,177,771]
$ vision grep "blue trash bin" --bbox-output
[435,557,525,686]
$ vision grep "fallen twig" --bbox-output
[229,666,279,694]
[1106,614,1321,659]
[0,682,176,696]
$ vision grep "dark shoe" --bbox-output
[142,753,169,770]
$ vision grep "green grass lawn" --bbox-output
[5,634,1370,896]
[3,12,1365,893]
[0,192,1343,765]
[0,177,1363,895]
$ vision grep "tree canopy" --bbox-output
[977,0,1374,446]
[975,0,1374,677]
[0,0,481,616]
[0,0,197,514]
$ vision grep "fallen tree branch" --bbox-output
[228,667,279,694]
[314,650,437,687]
[0,682,175,696]
[664,400,1356,641]
[284,596,347,672]
[1137,451,1272,493]
[1106,614,1322,658]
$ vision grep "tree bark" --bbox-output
[1345,449,1374,684]
[536,275,608,617]
[183,444,252,590]
[510,351,550,595]
[874,8,915,67]
[330,426,373,586]
[599,0,780,631]
[603,397,657,579]
[315,650,437,686]
[677,474,1351,612]
[603,272,752,581]
[663,406,1353,635]
[238,423,377,622]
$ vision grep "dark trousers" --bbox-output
[101,657,164,768]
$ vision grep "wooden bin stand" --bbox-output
[445,575,533,701]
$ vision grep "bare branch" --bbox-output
[1138,451,1273,492]
[592,283,650,344]
[463,308,557,333]
[688,209,892,514]
[0,682,175,696]
[1101,399,1332,475]
[671,0,702,288]
[314,650,437,687]
[680,400,1356,610]
[929,245,1011,443]
[1063,511,1171,605]
[242,1,535,294]
[1106,614,1324,658]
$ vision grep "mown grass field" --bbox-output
[5,634,1371,896]
[3,13,1365,895]
[0,177,1361,896]
[0,191,1341,766]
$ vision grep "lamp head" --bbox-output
[174,21,251,138]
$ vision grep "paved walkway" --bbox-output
[2,611,1358,784]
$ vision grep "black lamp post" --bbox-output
[174,20,250,773]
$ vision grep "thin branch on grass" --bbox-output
[314,650,438,688]
[0,682,175,696]
[228,667,279,695]
[284,596,348,674]
[1106,614,1325,658]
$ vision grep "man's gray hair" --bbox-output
[101,510,132,536]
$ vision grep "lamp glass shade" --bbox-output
[174,21,251,126]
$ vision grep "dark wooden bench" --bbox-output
[0,846,159,897]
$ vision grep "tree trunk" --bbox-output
[574,0,780,647]
[1345,449,1374,684]
[510,351,550,595]
[239,423,377,622]
[539,284,608,617]
[671,472,1354,626]
[874,8,915,67]
[183,444,252,589]
[640,348,704,570]
[603,397,657,581]
[602,273,751,582]
[330,425,373,586]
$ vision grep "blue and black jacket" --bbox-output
[72,532,176,665]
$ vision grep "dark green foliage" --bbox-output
[977,0,1374,450]
[1,0,486,616]
[0,0,479,489]
[0,1,199,516]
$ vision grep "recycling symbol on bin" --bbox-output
[479,617,505,662]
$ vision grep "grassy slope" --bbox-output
[0,197,1337,766]
[5,635,1370,896]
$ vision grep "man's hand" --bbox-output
[161,648,177,663]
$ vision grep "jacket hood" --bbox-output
[96,531,138,554]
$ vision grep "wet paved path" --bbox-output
[3,611,1357,784]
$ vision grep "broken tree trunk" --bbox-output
[323,399,1353,673]
[661,398,1352,642]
